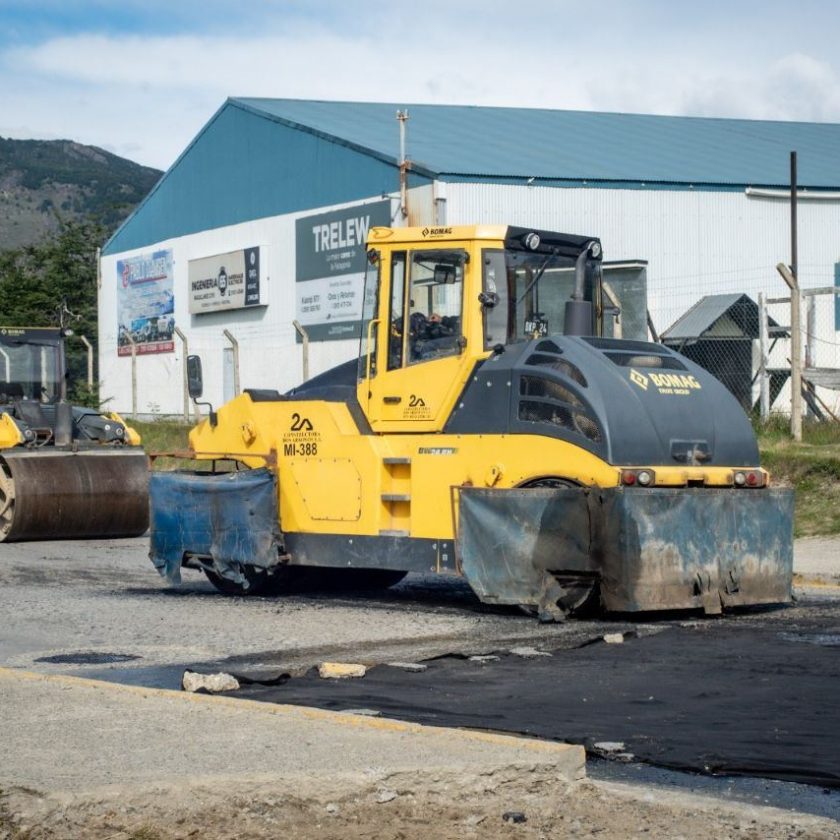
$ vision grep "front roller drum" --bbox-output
[0,449,149,542]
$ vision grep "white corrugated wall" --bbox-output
[446,182,838,349]
[445,181,840,413]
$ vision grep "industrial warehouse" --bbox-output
[99,98,840,417]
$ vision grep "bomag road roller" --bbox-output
[149,225,793,618]
[0,326,148,542]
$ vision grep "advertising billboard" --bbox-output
[295,200,391,341]
[116,249,175,356]
[189,247,262,315]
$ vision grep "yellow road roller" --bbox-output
[150,225,793,618]
[0,326,148,542]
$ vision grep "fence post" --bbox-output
[804,294,816,370]
[776,263,802,442]
[79,336,94,391]
[804,294,817,418]
[293,320,310,382]
[758,293,770,421]
[123,333,138,418]
[223,329,240,396]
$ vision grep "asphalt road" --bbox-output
[0,536,651,683]
[2,534,840,826]
[1,534,838,682]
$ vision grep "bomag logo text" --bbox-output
[649,373,701,390]
[421,227,453,237]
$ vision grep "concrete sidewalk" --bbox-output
[794,535,840,585]
[0,667,584,796]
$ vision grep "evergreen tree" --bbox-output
[0,218,104,406]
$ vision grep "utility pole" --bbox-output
[397,110,410,219]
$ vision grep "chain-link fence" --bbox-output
[649,277,840,428]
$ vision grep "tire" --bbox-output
[0,460,16,542]
[204,566,273,596]
[518,476,580,489]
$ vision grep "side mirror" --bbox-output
[186,355,203,399]
[186,354,217,427]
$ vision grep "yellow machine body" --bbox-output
[151,225,793,617]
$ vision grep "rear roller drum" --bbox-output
[0,449,149,542]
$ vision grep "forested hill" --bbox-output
[0,137,162,249]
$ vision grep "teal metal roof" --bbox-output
[104,97,840,255]
[104,100,421,255]
[233,97,840,188]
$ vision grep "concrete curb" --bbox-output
[0,665,585,766]
[794,574,840,590]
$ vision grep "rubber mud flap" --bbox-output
[457,486,595,608]
[149,467,281,584]
[1,449,149,542]
[593,487,794,612]
[457,485,794,615]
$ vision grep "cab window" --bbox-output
[482,249,509,349]
[406,250,464,364]
[357,249,380,380]
[388,252,407,370]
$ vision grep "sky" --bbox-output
[1,0,839,172]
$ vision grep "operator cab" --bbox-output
[481,227,604,347]
[357,225,605,432]
[0,328,64,406]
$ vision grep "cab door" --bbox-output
[360,244,476,433]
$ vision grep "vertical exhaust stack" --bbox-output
[563,241,600,336]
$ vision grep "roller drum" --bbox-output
[0,449,149,542]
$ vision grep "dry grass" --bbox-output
[757,417,840,536]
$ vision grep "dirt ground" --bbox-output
[3,768,839,840]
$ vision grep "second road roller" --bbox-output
[0,326,148,542]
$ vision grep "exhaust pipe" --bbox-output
[563,241,599,336]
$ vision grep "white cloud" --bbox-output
[1,15,839,171]
[679,53,840,123]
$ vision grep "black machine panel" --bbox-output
[445,336,760,468]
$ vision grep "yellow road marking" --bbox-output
[793,574,840,591]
